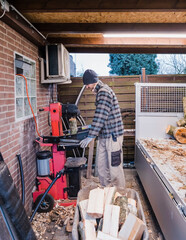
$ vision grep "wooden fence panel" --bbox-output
[58,74,186,163]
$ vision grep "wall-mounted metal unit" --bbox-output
[41,44,71,84]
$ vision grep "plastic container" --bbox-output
[36,151,52,176]
[72,187,149,240]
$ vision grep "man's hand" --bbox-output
[80,137,93,148]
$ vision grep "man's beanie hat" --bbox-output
[83,69,99,85]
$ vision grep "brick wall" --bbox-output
[0,20,55,214]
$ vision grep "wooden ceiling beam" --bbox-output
[9,0,186,10]
[66,46,186,54]
[47,36,186,46]
[23,11,186,24]
[35,23,186,34]
[47,36,186,53]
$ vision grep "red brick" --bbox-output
[6,111,14,118]
[0,125,10,134]
[11,145,20,154]
[5,99,14,104]
[7,31,17,41]
[0,112,6,118]
[0,25,6,34]
[1,150,12,159]
[4,60,13,68]
[0,59,5,65]
[4,93,14,98]
[0,38,7,47]
[0,138,8,146]
[11,133,20,141]
[0,65,7,72]
[7,55,13,62]
[6,68,14,75]
[0,45,4,52]
[0,72,5,78]
[8,117,15,123]
[0,92,5,98]
[0,106,8,112]
[0,144,9,153]
[6,79,15,85]
[5,48,13,57]
[7,40,16,49]
[0,52,7,59]
[0,102,6,109]
[8,105,14,111]
[0,79,7,86]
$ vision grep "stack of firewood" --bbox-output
[166,97,186,144]
[78,187,146,240]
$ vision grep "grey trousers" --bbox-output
[97,135,125,188]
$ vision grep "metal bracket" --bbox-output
[1,0,9,12]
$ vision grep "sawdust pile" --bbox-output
[31,202,75,239]
[140,138,186,203]
[81,175,100,188]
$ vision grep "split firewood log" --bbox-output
[176,118,186,127]
[166,125,176,136]
[176,97,186,127]
[87,187,104,218]
[166,125,186,144]
[114,196,129,226]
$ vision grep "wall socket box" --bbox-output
[1,0,9,12]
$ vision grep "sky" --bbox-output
[71,53,111,76]
[71,53,186,76]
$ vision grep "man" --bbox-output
[80,69,125,188]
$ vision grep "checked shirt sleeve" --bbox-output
[88,90,113,138]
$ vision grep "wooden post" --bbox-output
[86,139,95,179]
[141,68,147,83]
[141,68,148,111]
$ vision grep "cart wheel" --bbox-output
[34,193,54,213]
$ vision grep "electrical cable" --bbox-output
[0,9,5,18]
[16,154,25,206]
[9,5,46,40]
[16,74,41,137]
[0,207,16,240]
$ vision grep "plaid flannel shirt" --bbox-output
[88,80,124,139]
